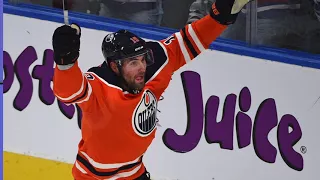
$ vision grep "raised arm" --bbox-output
[52,24,94,110]
[161,0,252,72]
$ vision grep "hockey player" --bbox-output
[52,0,252,179]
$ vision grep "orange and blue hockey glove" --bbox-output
[52,23,81,65]
[210,0,253,25]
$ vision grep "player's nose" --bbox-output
[138,61,147,72]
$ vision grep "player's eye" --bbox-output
[129,60,138,66]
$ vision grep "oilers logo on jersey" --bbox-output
[132,90,158,137]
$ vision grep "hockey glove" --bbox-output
[52,23,81,65]
[210,0,253,25]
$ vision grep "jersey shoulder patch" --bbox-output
[87,62,121,88]
[163,35,175,45]
[84,73,95,80]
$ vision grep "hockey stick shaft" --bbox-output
[63,0,69,25]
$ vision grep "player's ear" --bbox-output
[110,61,120,75]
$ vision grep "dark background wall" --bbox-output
[10,0,196,30]
[160,0,195,29]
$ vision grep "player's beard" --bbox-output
[123,73,146,92]
[129,81,145,91]
[130,74,146,91]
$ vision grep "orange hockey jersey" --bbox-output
[53,15,226,180]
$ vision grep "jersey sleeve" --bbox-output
[160,14,227,72]
[53,61,95,111]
